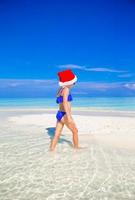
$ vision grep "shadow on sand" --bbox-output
[46,127,73,148]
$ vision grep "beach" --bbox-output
[0,108,135,200]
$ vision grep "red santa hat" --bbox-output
[57,69,77,87]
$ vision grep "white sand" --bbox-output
[8,112,135,150]
[0,109,135,200]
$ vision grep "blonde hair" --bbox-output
[56,86,66,97]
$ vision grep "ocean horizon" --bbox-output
[0,97,135,111]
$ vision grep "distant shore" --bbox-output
[0,106,135,118]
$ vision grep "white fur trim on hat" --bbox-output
[59,75,77,87]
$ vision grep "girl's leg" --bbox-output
[49,120,64,151]
[61,116,79,148]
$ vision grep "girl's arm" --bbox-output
[63,87,73,122]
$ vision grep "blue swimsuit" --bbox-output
[56,94,73,121]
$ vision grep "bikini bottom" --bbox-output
[56,110,66,121]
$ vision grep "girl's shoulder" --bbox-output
[61,86,69,96]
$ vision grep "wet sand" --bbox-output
[0,108,135,200]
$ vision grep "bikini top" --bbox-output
[56,93,73,104]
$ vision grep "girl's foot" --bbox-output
[49,148,56,152]
[73,146,87,149]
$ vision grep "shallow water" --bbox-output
[0,97,135,111]
[0,113,135,200]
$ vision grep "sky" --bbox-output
[0,0,135,97]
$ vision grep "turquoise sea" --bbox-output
[0,97,135,111]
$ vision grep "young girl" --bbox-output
[49,69,81,151]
